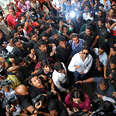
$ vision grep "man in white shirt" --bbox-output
[68,47,93,82]
[52,62,67,92]
[51,0,62,10]
[94,45,108,78]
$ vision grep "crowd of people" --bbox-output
[0,0,116,116]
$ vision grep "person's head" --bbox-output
[42,63,51,73]
[8,6,15,16]
[70,88,85,104]
[48,100,59,116]
[29,75,44,88]
[58,36,66,48]
[41,34,48,42]
[82,47,90,57]
[63,26,68,33]
[110,55,116,70]
[38,40,47,52]
[99,4,104,11]
[108,8,115,17]
[71,33,79,44]
[30,49,35,55]
[54,62,65,73]
[85,28,91,36]
[99,79,109,91]
[97,10,103,17]
[13,38,23,49]
[97,20,104,27]
[98,45,105,55]
[31,33,38,42]
[15,24,23,34]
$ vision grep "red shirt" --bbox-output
[7,15,17,30]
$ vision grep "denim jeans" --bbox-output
[73,71,85,82]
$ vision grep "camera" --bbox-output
[0,80,12,87]
[6,91,17,110]
[32,94,45,106]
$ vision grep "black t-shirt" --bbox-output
[79,32,95,48]
[29,86,46,99]
[55,43,71,64]
[16,94,32,109]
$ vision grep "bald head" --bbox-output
[15,84,29,95]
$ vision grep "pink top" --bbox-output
[65,93,91,111]
[18,1,30,12]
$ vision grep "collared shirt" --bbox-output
[69,39,84,56]
[94,48,108,66]
[68,52,93,74]
[52,63,67,92]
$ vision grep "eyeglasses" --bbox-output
[83,52,89,55]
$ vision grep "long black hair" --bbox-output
[70,88,85,102]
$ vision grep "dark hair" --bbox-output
[110,55,116,65]
[58,36,66,43]
[71,33,79,39]
[82,45,90,52]
[54,62,64,72]
[37,40,46,47]
[103,101,114,112]
[99,79,109,89]
[98,44,105,51]
[70,88,85,102]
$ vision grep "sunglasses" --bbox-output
[83,52,89,55]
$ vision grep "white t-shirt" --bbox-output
[94,48,108,66]
[52,0,61,9]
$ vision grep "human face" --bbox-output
[9,8,15,16]
[30,49,35,55]
[31,76,43,88]
[31,34,38,42]
[82,49,89,57]
[42,36,48,42]
[43,65,50,73]
[59,41,66,48]
[72,37,79,44]
[15,41,23,49]
[72,98,81,104]
[85,29,91,36]
[39,44,47,52]
[98,21,103,27]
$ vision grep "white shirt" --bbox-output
[52,63,67,92]
[52,0,61,9]
[83,12,94,21]
[100,0,111,10]
[68,52,93,74]
[6,44,14,53]
[94,48,108,66]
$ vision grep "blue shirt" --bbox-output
[69,39,84,56]
[94,77,115,98]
